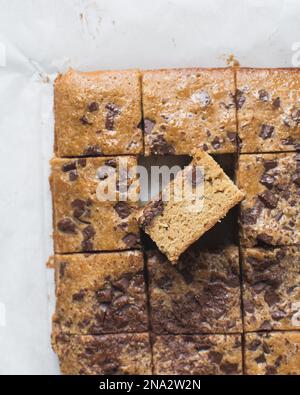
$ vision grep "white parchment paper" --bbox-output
[0,0,299,374]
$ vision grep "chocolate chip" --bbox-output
[258,89,269,102]
[156,275,173,290]
[72,290,85,302]
[197,90,211,107]
[113,202,132,219]
[262,342,271,354]
[220,362,238,374]
[59,262,67,278]
[144,119,156,134]
[105,103,120,115]
[69,170,78,181]
[105,159,117,168]
[122,233,140,248]
[211,136,222,150]
[260,174,275,189]
[71,199,86,210]
[271,310,286,321]
[81,239,93,251]
[292,174,300,186]
[241,204,262,224]
[77,158,87,167]
[150,135,175,155]
[266,366,277,375]
[61,161,77,172]
[57,218,76,233]
[256,233,273,245]
[275,355,282,368]
[248,339,261,351]
[208,351,223,364]
[140,199,164,229]
[235,89,246,109]
[264,289,280,307]
[227,131,237,143]
[255,354,266,364]
[82,225,95,241]
[96,289,112,303]
[88,101,99,112]
[80,115,92,125]
[244,300,255,313]
[291,108,300,124]
[258,190,278,209]
[202,143,209,151]
[272,97,280,109]
[260,320,272,330]
[113,295,129,308]
[83,145,102,156]
[260,124,274,139]
[105,103,120,130]
[112,278,129,292]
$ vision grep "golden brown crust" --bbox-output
[54,68,143,156]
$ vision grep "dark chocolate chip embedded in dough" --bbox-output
[256,233,273,245]
[83,145,102,156]
[82,225,96,241]
[258,89,269,102]
[57,218,76,234]
[266,366,277,375]
[112,278,129,293]
[96,289,112,303]
[260,124,274,139]
[292,174,300,186]
[220,362,239,374]
[292,108,300,124]
[248,339,261,351]
[140,199,164,229]
[81,239,93,251]
[255,354,266,364]
[88,101,99,112]
[272,97,281,109]
[59,262,67,278]
[150,135,175,155]
[258,190,279,209]
[235,89,246,109]
[208,351,223,365]
[264,289,280,307]
[72,289,85,302]
[80,115,92,125]
[227,131,237,143]
[61,161,77,172]
[144,119,156,134]
[69,170,78,181]
[211,136,222,150]
[244,300,255,314]
[77,158,87,167]
[113,202,132,219]
[122,233,140,248]
[260,174,275,189]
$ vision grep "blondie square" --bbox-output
[50,156,140,253]
[245,332,300,375]
[152,334,242,375]
[52,333,152,375]
[54,69,143,157]
[237,153,300,247]
[52,251,148,334]
[236,68,300,153]
[147,246,242,334]
[142,68,237,155]
[138,151,244,262]
[242,246,300,331]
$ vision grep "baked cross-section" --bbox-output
[147,246,242,334]
[242,246,300,331]
[52,251,148,334]
[54,68,143,156]
[50,156,140,253]
[142,68,237,155]
[138,151,244,262]
[236,68,300,153]
[237,152,300,247]
[152,334,242,375]
[244,332,300,375]
[52,333,152,375]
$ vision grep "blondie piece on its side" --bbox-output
[52,251,148,334]
[142,68,237,155]
[237,153,300,247]
[152,334,242,375]
[138,151,244,262]
[245,332,300,375]
[50,156,140,253]
[147,246,242,334]
[236,68,300,153]
[242,246,300,331]
[52,333,152,375]
[54,68,143,156]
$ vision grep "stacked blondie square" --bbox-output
[51,67,300,375]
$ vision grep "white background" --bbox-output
[0,0,299,375]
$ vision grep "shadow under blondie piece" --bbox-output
[142,68,237,155]
[52,333,152,375]
[245,332,300,375]
[237,152,300,247]
[152,334,242,375]
[138,151,244,262]
[147,246,242,334]
[51,156,140,253]
[236,68,300,153]
[242,246,300,331]
[52,251,148,334]
[54,68,143,157]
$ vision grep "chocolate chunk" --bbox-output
[227,131,237,143]
[197,90,211,107]
[202,143,209,151]
[69,170,78,181]
[260,124,274,139]
[260,320,272,330]
[77,158,87,167]
[220,362,238,374]
[112,278,129,292]
[248,339,261,351]
[156,275,173,290]
[113,295,129,309]
[262,342,271,354]
[59,262,67,278]
[241,204,262,224]
[266,366,277,375]
[211,136,222,150]
[235,89,246,109]
[81,239,93,251]
[140,199,164,229]
[80,115,92,125]
[57,218,76,234]
[113,202,132,219]
[72,290,85,302]
[105,103,120,130]
[144,119,156,134]
[208,351,223,364]
[71,199,86,210]
[82,225,95,241]
[150,135,175,155]
[258,190,278,209]
[291,108,300,124]
[271,310,286,321]
[83,145,102,156]
[258,89,269,102]
[264,289,280,307]
[96,289,112,303]
[272,97,280,109]
[255,354,266,364]
[122,233,140,248]
[105,103,120,115]
[105,159,117,168]
[256,233,273,245]
[260,174,275,189]
[61,161,77,172]
[88,102,99,112]
[244,300,255,314]
[292,174,300,186]
[275,355,282,368]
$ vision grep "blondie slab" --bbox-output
[52,333,152,375]
[142,68,237,155]
[237,153,300,247]
[51,156,140,253]
[245,332,300,375]
[147,246,242,334]
[152,334,242,375]
[52,251,148,334]
[138,151,244,262]
[236,68,300,153]
[242,246,300,331]
[54,69,143,157]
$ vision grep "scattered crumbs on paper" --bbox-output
[46,255,55,269]
[226,54,240,67]
[39,72,50,83]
